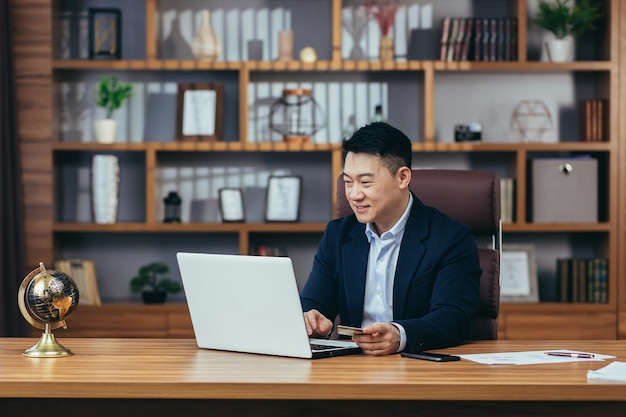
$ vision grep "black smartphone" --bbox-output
[401,352,461,362]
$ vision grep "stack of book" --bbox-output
[439,17,518,62]
[55,259,102,306]
[555,258,608,303]
[579,99,608,142]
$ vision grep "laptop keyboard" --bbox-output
[310,342,341,351]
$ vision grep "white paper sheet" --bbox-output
[459,349,615,365]
[587,361,626,382]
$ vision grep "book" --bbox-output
[579,99,608,142]
[473,18,482,61]
[55,259,102,306]
[460,18,473,61]
[481,19,490,61]
[453,18,466,61]
[446,18,460,61]
[556,258,571,302]
[439,17,451,61]
[510,18,518,60]
[489,19,497,61]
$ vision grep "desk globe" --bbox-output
[17,262,79,357]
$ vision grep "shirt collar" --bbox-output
[365,193,413,244]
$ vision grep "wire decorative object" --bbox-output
[510,100,553,142]
[269,88,326,143]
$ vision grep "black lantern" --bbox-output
[269,88,325,143]
[163,191,182,223]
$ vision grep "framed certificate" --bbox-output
[500,244,539,303]
[265,176,302,222]
[218,188,245,222]
[176,83,224,141]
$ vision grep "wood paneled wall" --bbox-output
[10,0,53,270]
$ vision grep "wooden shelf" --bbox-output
[52,59,614,72]
[52,141,340,152]
[53,223,328,233]
[52,141,613,153]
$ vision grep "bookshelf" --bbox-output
[12,0,623,340]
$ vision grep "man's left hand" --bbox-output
[352,323,400,356]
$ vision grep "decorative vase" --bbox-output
[90,154,120,224]
[277,30,293,61]
[379,35,394,61]
[94,119,116,143]
[545,35,574,62]
[162,16,193,60]
[345,6,367,60]
[191,9,221,60]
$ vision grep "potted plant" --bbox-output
[94,75,133,143]
[533,0,602,62]
[130,262,182,304]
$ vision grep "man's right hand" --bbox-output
[303,309,333,338]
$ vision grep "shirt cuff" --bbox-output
[391,322,407,352]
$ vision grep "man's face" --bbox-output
[342,152,410,234]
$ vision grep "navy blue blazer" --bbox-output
[301,194,481,353]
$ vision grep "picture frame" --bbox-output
[218,188,245,223]
[265,176,302,222]
[500,244,539,303]
[176,83,224,142]
[88,8,122,60]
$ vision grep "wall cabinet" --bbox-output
[12,0,624,339]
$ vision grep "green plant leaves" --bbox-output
[534,0,602,39]
[95,75,134,119]
[130,262,182,294]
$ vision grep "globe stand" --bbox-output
[23,323,73,358]
[17,262,79,358]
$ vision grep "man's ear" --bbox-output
[397,166,412,189]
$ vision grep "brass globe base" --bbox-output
[23,331,73,358]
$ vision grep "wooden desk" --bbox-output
[1,338,625,416]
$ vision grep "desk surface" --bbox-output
[1,338,625,401]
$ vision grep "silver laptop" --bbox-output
[176,252,361,359]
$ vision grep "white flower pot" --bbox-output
[94,119,117,144]
[545,36,574,62]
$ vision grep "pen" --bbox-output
[545,351,595,359]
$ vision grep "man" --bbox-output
[301,122,481,355]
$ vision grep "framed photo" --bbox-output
[218,188,245,222]
[176,83,224,141]
[88,8,121,60]
[500,244,539,303]
[265,176,302,222]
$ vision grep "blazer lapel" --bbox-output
[342,224,369,324]
[393,197,429,318]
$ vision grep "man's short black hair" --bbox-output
[342,122,412,173]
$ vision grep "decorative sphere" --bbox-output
[21,269,79,327]
[299,47,317,63]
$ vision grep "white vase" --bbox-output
[191,9,221,60]
[94,119,116,143]
[91,154,120,224]
[545,35,574,62]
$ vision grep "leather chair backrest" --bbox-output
[336,169,501,340]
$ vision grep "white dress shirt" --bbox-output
[362,193,412,352]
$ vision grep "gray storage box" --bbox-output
[531,158,598,223]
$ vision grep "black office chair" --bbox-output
[336,169,501,340]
